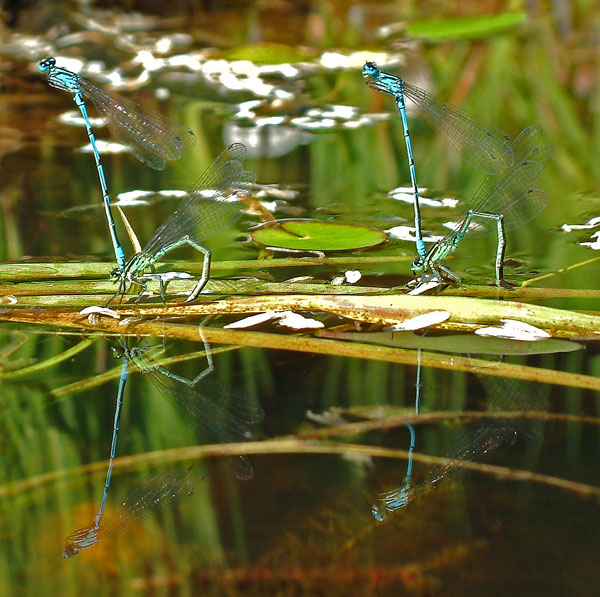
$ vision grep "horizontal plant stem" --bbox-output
[4,261,600,297]
[522,255,600,287]
[297,411,600,439]
[0,314,597,390]
[0,278,400,299]
[1,438,598,503]
[0,256,410,281]
[0,338,95,380]
[59,293,600,339]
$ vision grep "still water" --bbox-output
[0,1,599,595]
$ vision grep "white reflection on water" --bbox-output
[389,187,458,209]
[114,189,190,207]
[58,111,104,128]
[561,216,600,232]
[475,319,552,341]
[580,231,600,250]
[79,140,129,156]
[319,50,397,70]
[560,213,600,249]
[1,33,51,60]
[387,225,443,245]
[224,122,310,159]
[232,100,391,134]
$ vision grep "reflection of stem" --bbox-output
[5,438,600,502]
[374,426,517,518]
[0,338,95,381]
[405,425,415,483]
[95,354,129,529]
[21,320,598,391]
[63,335,260,556]
[415,348,422,416]
[63,349,131,557]
[298,410,597,438]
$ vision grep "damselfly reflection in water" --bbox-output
[63,337,263,557]
[411,125,553,289]
[372,424,517,520]
[111,143,256,303]
[38,57,195,268]
[372,355,546,520]
[479,374,549,443]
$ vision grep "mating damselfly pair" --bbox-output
[38,57,255,303]
[362,62,553,290]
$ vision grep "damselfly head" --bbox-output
[38,57,56,73]
[109,267,123,281]
[411,256,425,276]
[362,63,395,95]
[371,503,388,522]
[362,62,379,78]
[111,344,126,359]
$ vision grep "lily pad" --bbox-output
[252,219,387,251]
[407,12,525,41]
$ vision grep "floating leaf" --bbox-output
[252,220,387,251]
[407,12,526,41]
[320,330,583,356]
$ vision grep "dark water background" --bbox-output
[0,1,599,595]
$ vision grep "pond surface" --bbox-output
[0,1,599,595]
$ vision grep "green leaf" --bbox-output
[224,42,313,64]
[407,12,526,41]
[323,330,584,356]
[251,219,387,251]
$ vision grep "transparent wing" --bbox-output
[443,142,552,240]
[374,425,517,514]
[402,81,514,174]
[149,369,258,480]
[200,376,265,425]
[143,143,256,256]
[80,79,195,170]
[479,375,549,442]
